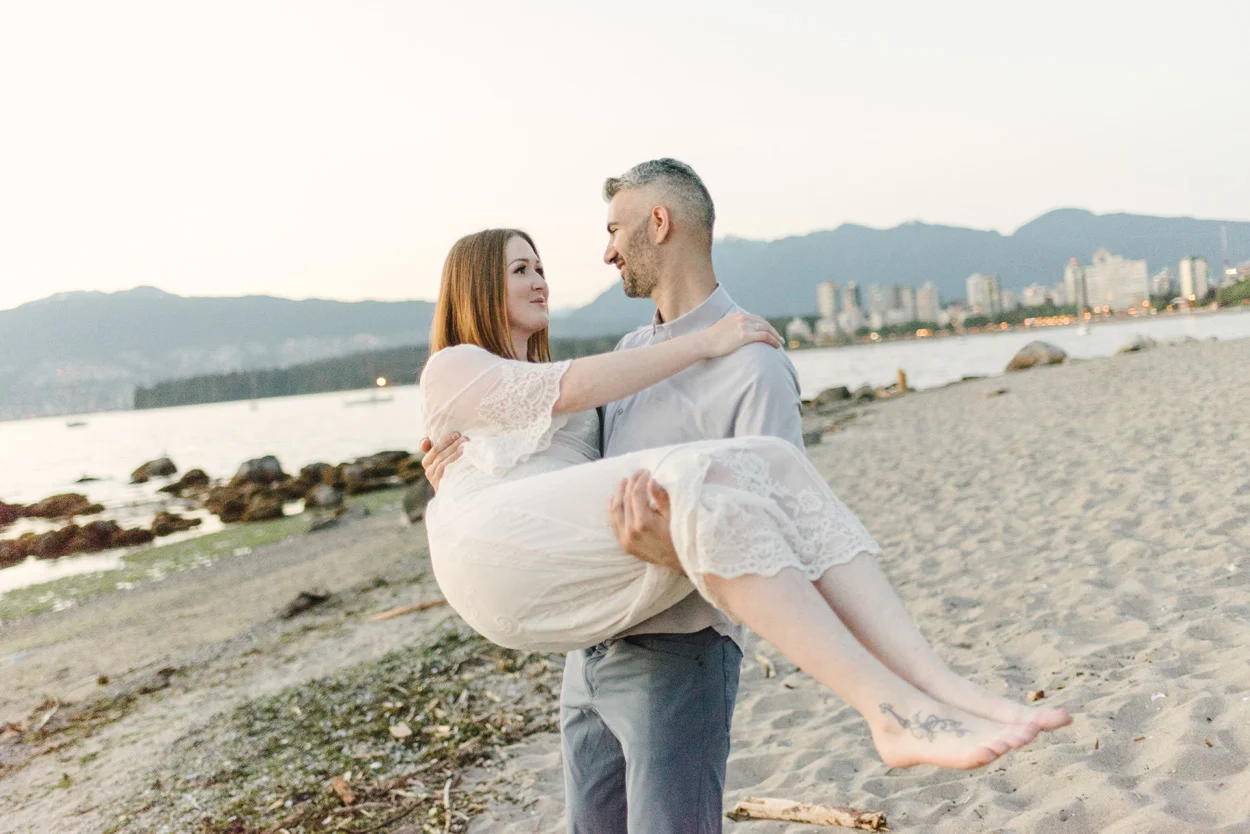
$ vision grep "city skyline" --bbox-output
[803,247,1244,338]
[2,1,1248,312]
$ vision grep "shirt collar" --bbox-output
[651,285,735,338]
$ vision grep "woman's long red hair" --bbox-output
[429,229,551,362]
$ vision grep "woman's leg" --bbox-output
[702,568,1040,770]
[667,436,1065,767]
[812,553,1071,731]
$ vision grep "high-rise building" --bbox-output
[1179,256,1210,301]
[965,273,1002,315]
[837,306,866,334]
[842,282,862,313]
[941,303,968,328]
[816,281,837,320]
[815,317,840,343]
[916,281,940,323]
[1051,283,1068,307]
[866,284,897,317]
[1000,290,1019,312]
[1021,284,1049,307]
[1150,268,1174,299]
[1070,250,1148,311]
[1064,259,1088,311]
[786,316,814,344]
[898,286,917,322]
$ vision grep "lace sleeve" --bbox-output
[421,345,573,476]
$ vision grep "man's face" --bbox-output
[604,190,660,300]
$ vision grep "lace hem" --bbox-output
[657,438,881,614]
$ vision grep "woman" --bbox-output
[421,228,1070,771]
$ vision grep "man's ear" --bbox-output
[651,205,673,245]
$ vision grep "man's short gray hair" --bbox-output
[603,158,715,241]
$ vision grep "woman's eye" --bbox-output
[516,266,526,274]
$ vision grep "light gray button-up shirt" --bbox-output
[604,286,805,645]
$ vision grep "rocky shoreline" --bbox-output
[0,451,432,573]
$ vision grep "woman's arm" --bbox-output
[552,312,781,416]
[418,314,781,474]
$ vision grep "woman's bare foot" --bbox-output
[920,673,1072,731]
[869,696,1040,770]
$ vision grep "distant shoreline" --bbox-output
[4,304,1249,424]
[784,301,1249,352]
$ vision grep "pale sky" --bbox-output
[2,0,1247,312]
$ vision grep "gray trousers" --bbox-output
[560,628,743,834]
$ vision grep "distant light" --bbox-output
[376,377,387,387]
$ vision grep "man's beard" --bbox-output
[620,226,658,299]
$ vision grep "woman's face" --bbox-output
[505,235,550,338]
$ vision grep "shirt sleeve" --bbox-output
[421,344,573,476]
[730,348,805,450]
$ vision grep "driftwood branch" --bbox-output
[443,775,456,834]
[369,599,448,621]
[727,797,888,831]
[31,700,61,734]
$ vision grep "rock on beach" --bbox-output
[131,457,178,484]
[231,455,289,487]
[304,484,344,509]
[1117,334,1158,354]
[1006,341,1067,372]
[20,493,105,520]
[0,519,157,565]
[151,511,202,537]
[402,478,435,524]
[158,469,210,496]
[0,501,22,527]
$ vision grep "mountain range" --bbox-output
[0,288,435,419]
[3,208,1247,419]
[560,208,1250,336]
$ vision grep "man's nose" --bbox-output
[603,244,616,264]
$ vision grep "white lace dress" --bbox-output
[421,344,881,652]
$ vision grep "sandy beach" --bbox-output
[3,335,1250,833]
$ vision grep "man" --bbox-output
[421,159,803,833]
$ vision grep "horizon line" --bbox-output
[5,206,1250,314]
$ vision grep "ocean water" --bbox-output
[787,308,1250,397]
[0,385,428,593]
[2,309,1248,591]
[0,386,427,505]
